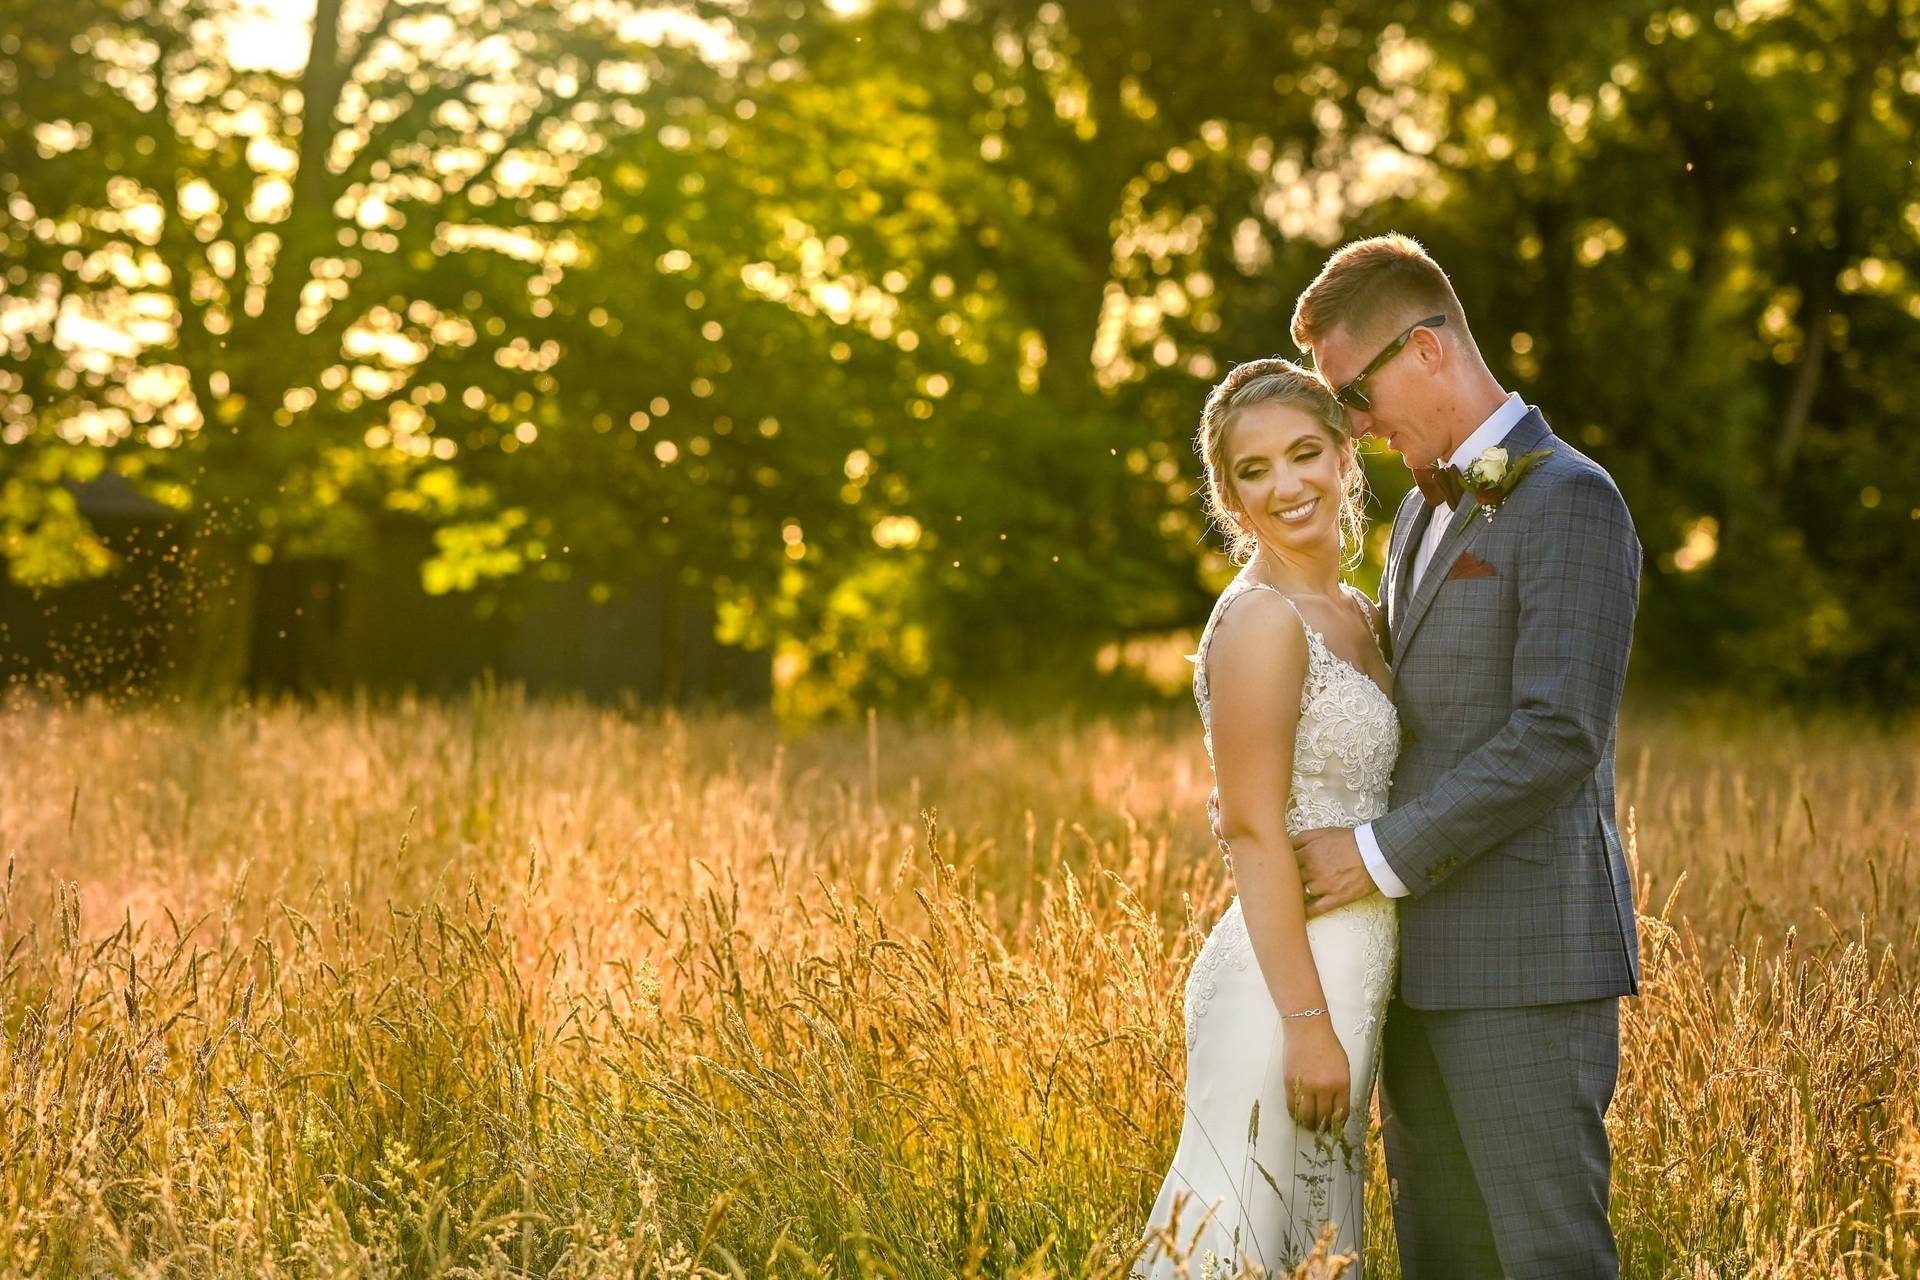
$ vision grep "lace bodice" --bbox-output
[1192,576,1399,856]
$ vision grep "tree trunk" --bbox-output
[1773,297,1829,484]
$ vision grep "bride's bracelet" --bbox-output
[1281,1006,1329,1021]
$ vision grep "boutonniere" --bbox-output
[1459,446,1552,521]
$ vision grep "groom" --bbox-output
[1289,235,1641,1278]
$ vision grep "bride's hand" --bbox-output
[1282,1016,1352,1131]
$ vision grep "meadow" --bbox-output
[1,686,1915,1278]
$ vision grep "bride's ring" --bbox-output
[1304,884,1319,900]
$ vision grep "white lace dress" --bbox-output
[1136,577,1399,1278]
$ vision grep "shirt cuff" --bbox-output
[1355,822,1411,899]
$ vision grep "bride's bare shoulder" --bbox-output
[1207,587,1309,682]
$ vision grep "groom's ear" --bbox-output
[1409,324,1449,371]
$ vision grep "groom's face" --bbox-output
[1311,321,1448,467]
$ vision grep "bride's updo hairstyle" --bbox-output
[1196,357,1366,569]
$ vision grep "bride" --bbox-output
[1136,358,1399,1277]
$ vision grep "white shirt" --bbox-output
[1354,391,1529,899]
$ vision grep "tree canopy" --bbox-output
[4,0,1918,715]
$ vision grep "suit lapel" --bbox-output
[1393,408,1554,661]
[1394,494,1486,657]
[1384,496,1429,641]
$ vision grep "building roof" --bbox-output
[62,471,179,520]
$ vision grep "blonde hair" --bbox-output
[1196,357,1366,569]
[1289,232,1474,354]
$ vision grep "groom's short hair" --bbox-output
[1290,233,1472,355]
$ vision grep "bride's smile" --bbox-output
[1222,399,1352,557]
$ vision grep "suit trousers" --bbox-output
[1380,996,1621,1279]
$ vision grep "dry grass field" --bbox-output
[1,687,1915,1278]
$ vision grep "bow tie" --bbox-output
[1413,463,1466,509]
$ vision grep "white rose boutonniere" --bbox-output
[1473,447,1508,485]
[1459,445,1550,521]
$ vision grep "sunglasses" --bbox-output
[1330,314,1446,412]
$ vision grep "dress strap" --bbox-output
[1339,581,1388,652]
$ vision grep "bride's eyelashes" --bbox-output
[1236,450,1324,484]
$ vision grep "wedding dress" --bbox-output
[1136,577,1399,1278]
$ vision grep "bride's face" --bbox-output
[1223,401,1349,555]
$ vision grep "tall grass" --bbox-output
[0,687,1914,1277]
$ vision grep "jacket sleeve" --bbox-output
[1372,465,1640,894]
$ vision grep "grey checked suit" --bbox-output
[1374,408,1640,1279]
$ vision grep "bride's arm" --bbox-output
[1205,592,1349,1130]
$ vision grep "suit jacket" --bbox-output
[1377,408,1641,1009]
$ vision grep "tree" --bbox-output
[0,0,690,692]
[7,0,1917,715]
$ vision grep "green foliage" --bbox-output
[423,508,536,595]
[3,0,1917,711]
[0,445,117,584]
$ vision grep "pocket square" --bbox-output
[1448,551,1497,581]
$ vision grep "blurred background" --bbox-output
[2,0,1916,724]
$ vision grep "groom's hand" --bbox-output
[1295,827,1375,918]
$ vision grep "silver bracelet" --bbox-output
[1281,1006,1329,1020]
